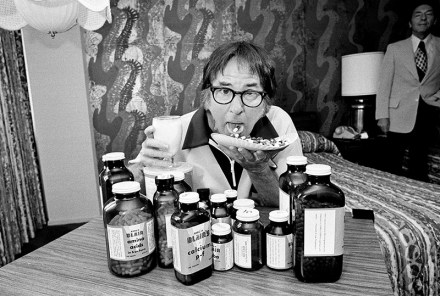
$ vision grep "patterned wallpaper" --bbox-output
[85,0,417,170]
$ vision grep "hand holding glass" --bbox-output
[152,116,182,167]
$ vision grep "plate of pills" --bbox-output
[211,133,298,151]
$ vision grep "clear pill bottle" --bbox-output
[103,181,156,277]
[211,223,234,271]
[265,210,293,270]
[232,208,264,271]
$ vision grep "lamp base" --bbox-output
[349,96,375,134]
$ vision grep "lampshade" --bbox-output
[341,52,384,96]
[0,0,111,37]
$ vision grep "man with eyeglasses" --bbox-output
[130,41,303,206]
[376,0,440,181]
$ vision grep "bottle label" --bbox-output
[233,231,252,268]
[171,222,212,275]
[266,233,293,269]
[165,214,173,248]
[107,219,155,260]
[144,177,157,203]
[213,240,234,271]
[304,207,345,256]
[211,216,231,226]
[279,188,291,223]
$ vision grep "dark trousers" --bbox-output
[386,99,438,181]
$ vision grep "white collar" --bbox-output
[411,34,432,52]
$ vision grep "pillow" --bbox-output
[298,130,341,155]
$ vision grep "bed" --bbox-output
[298,130,440,296]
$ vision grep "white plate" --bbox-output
[211,133,298,151]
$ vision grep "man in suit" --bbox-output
[376,1,440,181]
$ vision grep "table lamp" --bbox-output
[341,52,384,134]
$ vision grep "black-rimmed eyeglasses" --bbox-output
[210,87,266,108]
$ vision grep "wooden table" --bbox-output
[0,209,393,296]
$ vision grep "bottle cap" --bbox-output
[269,210,289,222]
[171,171,185,182]
[224,189,237,198]
[286,155,307,165]
[233,199,255,209]
[112,181,140,194]
[196,188,210,201]
[212,223,231,236]
[155,174,174,185]
[104,152,125,161]
[210,193,227,203]
[305,164,331,176]
[236,208,259,221]
[179,192,199,204]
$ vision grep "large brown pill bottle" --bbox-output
[294,164,345,282]
[153,174,179,268]
[99,152,134,209]
[103,181,156,277]
[171,192,212,285]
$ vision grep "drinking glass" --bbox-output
[152,115,182,167]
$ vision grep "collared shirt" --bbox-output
[182,107,279,189]
[412,34,434,68]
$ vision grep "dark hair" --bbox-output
[408,0,438,20]
[201,41,277,99]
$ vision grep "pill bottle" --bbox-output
[103,181,156,277]
[295,164,345,282]
[197,188,210,214]
[172,171,192,196]
[265,210,293,270]
[232,208,264,271]
[224,189,237,216]
[143,162,193,203]
[211,223,234,271]
[99,152,134,209]
[279,155,308,224]
[98,154,109,211]
[171,192,212,285]
[210,193,231,226]
[153,174,179,268]
[230,199,255,225]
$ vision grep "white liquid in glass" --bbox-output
[152,116,182,158]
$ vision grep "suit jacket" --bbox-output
[375,36,440,133]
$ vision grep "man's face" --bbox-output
[205,58,267,137]
[410,4,436,37]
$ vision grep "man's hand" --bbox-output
[129,126,173,167]
[377,118,390,135]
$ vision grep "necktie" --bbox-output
[415,41,427,81]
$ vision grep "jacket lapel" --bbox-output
[402,38,419,81]
[423,36,440,82]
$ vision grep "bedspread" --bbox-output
[305,152,440,296]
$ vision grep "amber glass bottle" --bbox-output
[171,192,212,285]
[279,155,308,224]
[294,164,345,282]
[153,174,179,268]
[99,152,134,208]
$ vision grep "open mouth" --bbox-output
[226,123,244,135]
